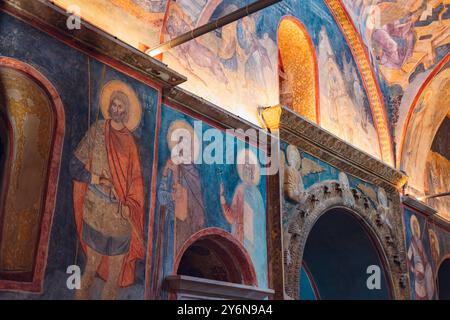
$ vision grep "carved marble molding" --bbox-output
[279,106,407,194]
[283,179,411,300]
[0,0,186,88]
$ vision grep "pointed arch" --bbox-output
[324,0,394,166]
[277,16,320,124]
[399,58,450,199]
[398,55,450,169]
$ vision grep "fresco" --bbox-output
[343,0,449,89]
[61,63,158,300]
[424,151,450,219]
[316,25,380,158]
[0,12,270,299]
[53,0,167,50]
[399,65,450,216]
[162,0,382,159]
[403,207,450,299]
[71,79,147,300]
[342,0,450,147]
[48,0,385,159]
[162,0,278,124]
[0,66,54,279]
[0,12,158,298]
[50,0,450,166]
[424,114,450,220]
[151,104,268,298]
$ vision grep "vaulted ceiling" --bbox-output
[53,1,449,178]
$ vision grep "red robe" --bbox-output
[73,120,145,287]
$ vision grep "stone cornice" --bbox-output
[164,86,271,148]
[164,87,262,132]
[402,196,450,230]
[1,0,186,88]
[279,106,407,193]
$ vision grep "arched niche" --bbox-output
[278,17,319,124]
[166,228,273,300]
[399,65,450,220]
[0,57,64,292]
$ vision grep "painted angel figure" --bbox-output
[407,215,435,300]
[377,187,394,230]
[284,145,324,203]
[339,172,355,208]
[219,149,264,247]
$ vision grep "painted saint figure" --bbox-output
[158,120,205,252]
[152,120,205,297]
[428,228,440,266]
[220,149,264,246]
[71,80,145,300]
[284,145,306,203]
[407,215,435,300]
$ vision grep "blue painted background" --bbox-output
[281,142,391,299]
[403,207,450,300]
[152,105,269,297]
[0,12,159,299]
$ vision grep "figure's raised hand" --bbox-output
[220,183,225,196]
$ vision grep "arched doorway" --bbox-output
[300,208,391,299]
[278,17,319,123]
[177,236,246,285]
[167,228,273,300]
[174,228,257,286]
[437,258,450,300]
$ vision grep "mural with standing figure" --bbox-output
[151,105,268,298]
[70,80,145,300]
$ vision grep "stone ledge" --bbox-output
[166,275,274,300]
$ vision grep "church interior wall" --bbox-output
[0,0,448,300]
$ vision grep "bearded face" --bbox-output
[109,91,130,124]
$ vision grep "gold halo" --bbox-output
[428,229,440,257]
[100,80,142,131]
[286,145,301,170]
[237,149,260,185]
[410,215,420,238]
[167,120,200,162]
